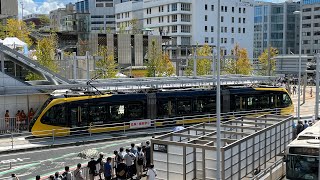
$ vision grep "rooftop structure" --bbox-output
[151,114,293,179]
[0,0,18,20]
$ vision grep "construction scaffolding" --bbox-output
[151,114,293,180]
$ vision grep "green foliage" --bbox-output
[258,47,278,76]
[185,44,213,76]
[39,15,50,26]
[147,40,175,77]
[96,46,118,78]
[130,18,139,34]
[26,34,59,80]
[224,44,252,75]
[6,19,32,46]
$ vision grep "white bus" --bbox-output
[285,120,320,180]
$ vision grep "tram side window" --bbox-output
[110,105,125,121]
[157,100,176,118]
[41,104,66,126]
[127,103,144,119]
[260,96,270,109]
[246,96,260,110]
[90,105,107,123]
[177,99,192,115]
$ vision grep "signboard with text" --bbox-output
[130,120,152,129]
[153,143,168,153]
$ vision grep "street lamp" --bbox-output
[293,10,302,121]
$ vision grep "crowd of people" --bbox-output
[4,108,35,131]
[32,141,156,180]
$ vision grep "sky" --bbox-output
[18,0,289,18]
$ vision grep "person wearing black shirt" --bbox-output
[87,158,97,180]
[116,158,128,180]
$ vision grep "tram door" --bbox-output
[70,106,88,130]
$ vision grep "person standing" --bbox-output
[296,120,304,135]
[5,110,10,130]
[310,87,313,97]
[136,146,145,180]
[15,110,21,131]
[88,157,97,180]
[28,108,35,124]
[145,141,151,168]
[97,152,106,180]
[303,120,309,129]
[104,157,112,180]
[293,85,296,95]
[124,148,136,179]
[73,163,84,180]
[116,158,128,180]
[20,110,27,130]
[61,166,73,180]
[146,164,157,180]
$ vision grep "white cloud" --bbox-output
[18,0,77,17]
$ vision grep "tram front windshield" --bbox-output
[286,155,319,180]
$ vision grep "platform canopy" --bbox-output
[2,37,27,48]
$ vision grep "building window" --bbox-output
[172,3,177,11]
[211,37,214,43]
[224,38,227,43]
[205,26,208,32]
[239,17,241,23]
[238,27,241,33]
[181,14,191,22]
[221,16,224,22]
[224,27,227,32]
[205,4,208,10]
[172,15,177,22]
[181,3,190,11]
[105,3,113,7]
[232,17,234,23]
[159,6,164,12]
[181,37,191,45]
[239,7,241,13]
[159,16,164,23]
[221,38,223,43]
[232,7,234,13]
[181,25,191,33]
[211,5,214,11]
[168,4,170,12]
[205,15,208,21]
[243,8,246,13]
[225,6,227,12]
[221,6,224,12]
[243,18,246,24]
[205,37,209,43]
[231,38,234,44]
[243,28,245,33]
[231,27,234,33]
[96,3,104,7]
[211,26,214,32]
[172,25,177,33]
[167,16,170,23]
[221,27,224,33]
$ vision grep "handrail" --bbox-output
[251,158,285,180]
[0,44,72,84]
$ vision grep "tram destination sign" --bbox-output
[153,143,168,153]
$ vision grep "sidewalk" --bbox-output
[0,127,172,155]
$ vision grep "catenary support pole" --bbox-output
[297,12,302,121]
[315,54,320,119]
[216,0,222,179]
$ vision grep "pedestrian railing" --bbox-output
[0,108,288,151]
[251,157,286,180]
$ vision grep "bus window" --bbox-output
[177,99,192,115]
[286,155,319,180]
[41,104,67,126]
[110,105,125,121]
[157,100,176,118]
[90,105,106,124]
[127,103,144,119]
[282,93,292,107]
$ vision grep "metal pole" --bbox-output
[86,51,90,81]
[212,48,215,76]
[303,74,307,104]
[193,47,197,77]
[216,0,222,179]
[315,54,320,119]
[73,52,77,81]
[297,12,302,121]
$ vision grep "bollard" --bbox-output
[9,162,11,169]
[11,132,13,149]
[52,129,55,145]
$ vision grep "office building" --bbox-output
[253,1,300,62]
[0,0,18,19]
[139,0,254,59]
[301,0,320,54]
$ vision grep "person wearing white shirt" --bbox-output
[146,164,157,180]
[124,148,136,179]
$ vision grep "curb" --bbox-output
[0,131,169,155]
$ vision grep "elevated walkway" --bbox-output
[0,43,72,85]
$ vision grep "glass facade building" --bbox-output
[254,1,299,62]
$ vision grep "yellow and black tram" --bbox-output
[29,87,293,137]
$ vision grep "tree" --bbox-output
[185,44,212,76]
[6,19,32,46]
[224,44,252,75]
[130,18,140,34]
[39,15,50,26]
[96,46,118,78]
[147,40,175,77]
[26,34,59,80]
[258,47,278,76]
